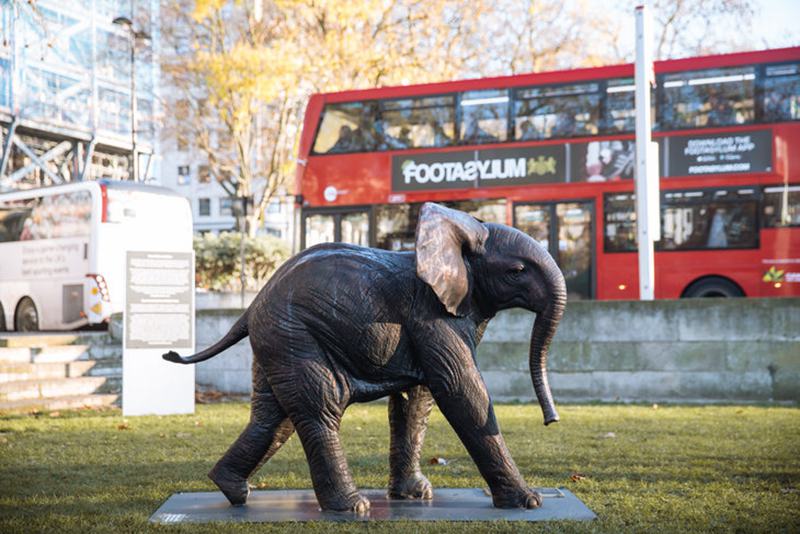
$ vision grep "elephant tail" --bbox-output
[162,310,249,365]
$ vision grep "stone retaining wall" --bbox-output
[195,298,799,403]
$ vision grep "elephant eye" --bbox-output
[506,263,525,276]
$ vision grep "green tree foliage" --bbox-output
[194,232,290,291]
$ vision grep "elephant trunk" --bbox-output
[529,260,567,426]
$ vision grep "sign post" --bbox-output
[635,5,660,300]
[123,250,195,416]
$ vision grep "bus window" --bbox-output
[305,214,335,247]
[313,102,379,154]
[376,204,420,251]
[557,202,593,300]
[661,188,758,250]
[379,96,455,149]
[341,212,369,246]
[444,199,506,223]
[460,89,509,144]
[763,186,800,227]
[660,66,755,129]
[375,200,505,251]
[603,193,637,252]
[514,204,550,249]
[603,78,636,133]
[763,63,800,122]
[514,83,601,140]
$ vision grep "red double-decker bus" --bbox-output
[294,47,800,300]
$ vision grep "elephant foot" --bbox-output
[388,472,433,500]
[491,487,543,509]
[208,464,249,506]
[320,491,372,515]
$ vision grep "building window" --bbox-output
[177,165,190,185]
[198,165,211,183]
[266,200,281,214]
[198,198,211,217]
[219,197,233,216]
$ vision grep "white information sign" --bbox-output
[123,251,195,416]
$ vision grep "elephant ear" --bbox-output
[415,202,488,316]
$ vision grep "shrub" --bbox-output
[194,232,290,291]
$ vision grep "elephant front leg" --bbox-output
[388,385,434,500]
[425,355,542,509]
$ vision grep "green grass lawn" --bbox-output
[1,403,798,533]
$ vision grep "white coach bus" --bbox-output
[0,180,193,331]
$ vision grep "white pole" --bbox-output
[634,5,659,300]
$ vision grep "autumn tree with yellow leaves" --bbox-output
[161,0,756,235]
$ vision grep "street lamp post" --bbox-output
[112,16,150,182]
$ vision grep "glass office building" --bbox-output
[0,0,159,188]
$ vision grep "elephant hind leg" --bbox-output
[273,356,368,513]
[209,387,294,506]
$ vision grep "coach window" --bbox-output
[459,90,509,144]
[313,101,379,154]
[661,188,758,250]
[763,63,800,122]
[763,186,800,227]
[660,67,755,129]
[514,83,601,140]
[603,193,637,252]
[0,200,35,242]
[379,96,455,149]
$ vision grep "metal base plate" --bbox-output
[150,488,596,523]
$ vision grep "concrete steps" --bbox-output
[0,394,119,413]
[0,331,121,414]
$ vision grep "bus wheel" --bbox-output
[15,298,39,332]
[682,277,744,298]
[0,303,6,331]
